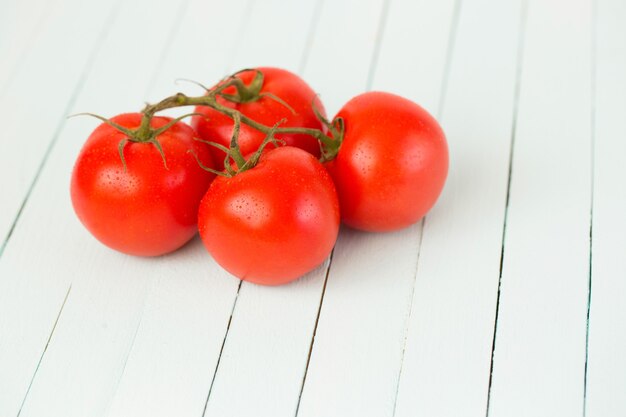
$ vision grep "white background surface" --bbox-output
[0,0,624,416]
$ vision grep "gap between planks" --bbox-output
[582,0,598,414]
[390,0,463,414]
[7,0,184,412]
[484,0,528,415]
[0,4,121,259]
[294,253,333,417]
[199,0,329,411]
[293,0,393,413]
[0,0,59,99]
[16,285,72,417]
[201,280,244,417]
[101,1,194,412]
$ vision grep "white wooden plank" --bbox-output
[298,227,422,417]
[372,0,456,115]
[393,0,524,416]
[0,0,56,96]
[101,246,239,417]
[0,1,221,416]
[0,0,119,414]
[195,1,330,416]
[487,0,593,415]
[30,241,238,417]
[0,2,609,417]
[585,0,626,415]
[204,266,328,417]
[10,0,252,412]
[226,0,321,73]
[111,0,384,415]
[144,0,251,109]
[300,0,387,117]
[0,0,114,247]
[296,1,458,416]
[102,1,258,416]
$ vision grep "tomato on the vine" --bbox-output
[192,67,326,162]
[325,92,448,232]
[198,146,339,285]
[71,113,215,256]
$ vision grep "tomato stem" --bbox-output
[82,70,345,173]
[228,112,247,170]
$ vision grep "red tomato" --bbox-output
[192,67,326,163]
[198,146,339,285]
[71,113,215,256]
[326,92,448,232]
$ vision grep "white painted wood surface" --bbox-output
[488,0,593,415]
[585,0,626,415]
[0,0,623,416]
[394,1,522,416]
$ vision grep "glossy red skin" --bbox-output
[71,113,215,256]
[192,67,326,164]
[198,146,339,285]
[326,92,448,232]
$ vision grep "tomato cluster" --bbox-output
[71,67,448,285]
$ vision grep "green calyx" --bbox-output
[311,101,344,162]
[219,68,264,103]
[190,115,286,178]
[216,69,296,115]
[71,111,200,171]
[73,69,346,176]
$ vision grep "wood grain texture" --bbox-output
[487,0,593,415]
[300,0,387,117]
[0,0,623,416]
[0,0,120,414]
[0,1,228,416]
[296,1,458,416]
[199,1,330,416]
[0,0,115,248]
[393,0,524,416]
[585,0,626,415]
[94,1,254,416]
[0,0,57,97]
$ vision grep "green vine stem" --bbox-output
[138,74,344,164]
[76,71,344,174]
